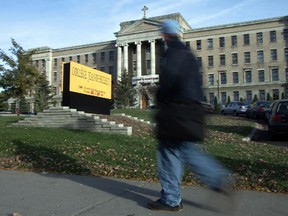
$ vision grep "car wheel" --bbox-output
[269,131,278,140]
[253,112,257,119]
[221,110,225,115]
[233,111,238,116]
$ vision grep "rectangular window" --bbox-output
[208,56,214,67]
[109,66,114,75]
[208,74,214,85]
[245,70,252,83]
[93,53,97,63]
[209,93,214,104]
[77,55,80,63]
[53,71,57,81]
[233,91,239,101]
[258,70,265,82]
[61,57,65,62]
[244,34,250,45]
[219,37,225,48]
[109,51,114,61]
[272,89,279,100]
[244,52,251,63]
[221,92,227,105]
[285,48,288,61]
[271,49,277,61]
[132,47,136,55]
[101,52,105,61]
[147,60,151,70]
[231,35,237,47]
[259,90,265,101]
[233,72,239,84]
[220,72,227,84]
[220,54,226,65]
[35,60,39,67]
[54,58,57,67]
[185,41,190,47]
[85,54,88,63]
[197,57,202,67]
[232,53,238,65]
[246,91,252,103]
[100,66,105,72]
[207,38,213,49]
[256,32,263,44]
[257,50,264,63]
[69,56,72,61]
[284,29,288,41]
[272,68,279,81]
[270,30,277,42]
[146,46,151,53]
[42,59,45,67]
[196,40,201,50]
[132,61,136,73]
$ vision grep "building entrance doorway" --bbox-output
[142,93,149,109]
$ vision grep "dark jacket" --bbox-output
[156,37,204,141]
[157,37,203,105]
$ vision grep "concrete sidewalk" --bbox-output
[0,170,287,216]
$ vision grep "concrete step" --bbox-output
[11,106,132,136]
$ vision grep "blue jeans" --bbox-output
[157,140,229,207]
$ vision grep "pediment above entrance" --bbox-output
[114,13,192,43]
[116,19,161,36]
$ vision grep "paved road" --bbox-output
[1,170,287,216]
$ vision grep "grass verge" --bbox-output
[0,111,287,194]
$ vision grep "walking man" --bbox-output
[148,20,233,211]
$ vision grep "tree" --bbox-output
[0,38,52,113]
[227,95,231,104]
[113,69,136,108]
[253,94,258,103]
[0,92,8,110]
[0,38,37,113]
[267,92,271,101]
[34,72,53,113]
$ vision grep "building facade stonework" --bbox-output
[31,12,288,109]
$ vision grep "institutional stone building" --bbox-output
[31,12,288,110]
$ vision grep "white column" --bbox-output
[123,43,129,73]
[116,44,122,81]
[136,41,142,77]
[150,39,156,75]
[46,49,53,85]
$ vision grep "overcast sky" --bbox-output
[0,0,287,52]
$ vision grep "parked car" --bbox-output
[246,101,272,119]
[266,99,288,138]
[201,101,214,114]
[0,110,12,114]
[220,101,249,116]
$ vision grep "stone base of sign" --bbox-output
[9,106,132,136]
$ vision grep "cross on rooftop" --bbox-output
[142,6,148,18]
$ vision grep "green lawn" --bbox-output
[0,111,287,194]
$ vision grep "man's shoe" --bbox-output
[209,176,237,213]
[147,199,183,211]
[214,176,235,196]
